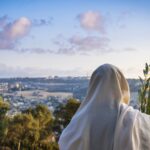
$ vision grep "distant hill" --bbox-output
[0,77,140,100]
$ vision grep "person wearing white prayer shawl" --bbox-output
[58,64,150,150]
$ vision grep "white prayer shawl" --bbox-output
[58,64,150,150]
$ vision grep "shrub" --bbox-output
[138,63,150,114]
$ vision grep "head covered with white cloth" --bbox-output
[59,64,150,150]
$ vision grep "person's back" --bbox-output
[59,64,150,150]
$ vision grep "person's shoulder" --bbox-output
[119,103,139,120]
[120,103,138,113]
[137,110,150,122]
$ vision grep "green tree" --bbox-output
[0,96,9,146]
[53,98,80,139]
[6,113,40,150]
[139,63,150,114]
[25,105,53,139]
[0,96,9,119]
[26,105,58,150]
[5,104,56,150]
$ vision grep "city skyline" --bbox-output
[0,0,150,78]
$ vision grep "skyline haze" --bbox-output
[0,0,149,78]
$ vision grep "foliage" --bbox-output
[139,63,150,114]
[6,113,40,149]
[0,96,9,119]
[0,96,9,145]
[53,98,80,139]
[0,103,59,150]
[0,98,81,149]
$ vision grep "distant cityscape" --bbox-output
[0,76,140,116]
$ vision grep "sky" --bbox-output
[0,0,150,78]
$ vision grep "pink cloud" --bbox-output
[69,35,109,51]
[8,17,31,39]
[53,34,110,55]
[0,17,31,49]
[77,11,105,33]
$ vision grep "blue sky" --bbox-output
[0,0,149,78]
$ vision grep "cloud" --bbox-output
[0,63,49,77]
[0,63,85,77]
[0,17,31,49]
[67,35,137,54]
[7,35,136,55]
[32,17,53,26]
[10,34,110,55]
[123,47,137,52]
[54,35,110,55]
[7,17,31,38]
[15,48,53,54]
[0,15,8,28]
[0,16,53,50]
[77,11,105,33]
[124,67,142,78]
[69,35,109,51]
